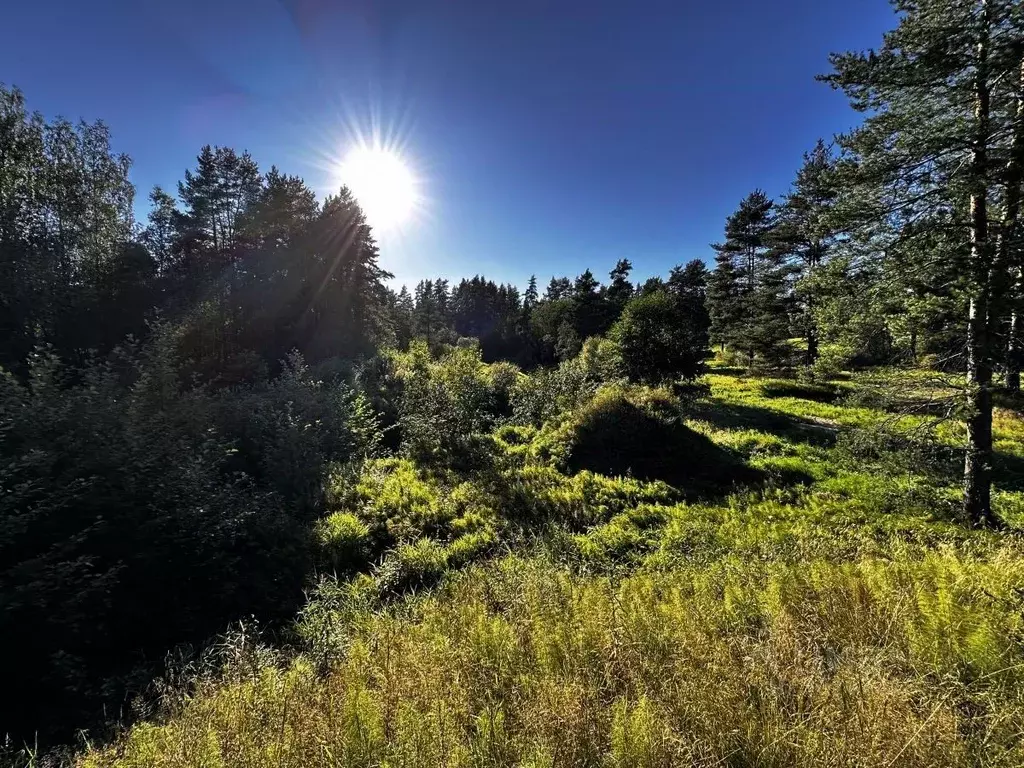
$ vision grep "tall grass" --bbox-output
[75,369,1024,767]
[83,552,1024,767]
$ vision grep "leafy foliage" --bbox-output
[0,337,375,743]
[611,289,709,385]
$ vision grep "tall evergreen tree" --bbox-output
[667,259,712,352]
[824,0,1024,525]
[391,286,415,349]
[544,276,571,301]
[523,274,539,310]
[607,258,634,311]
[708,190,789,367]
[773,140,840,369]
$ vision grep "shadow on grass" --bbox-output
[562,397,767,499]
[994,450,1024,492]
[760,380,847,404]
[690,400,840,449]
[995,389,1024,415]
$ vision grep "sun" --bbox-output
[337,144,419,233]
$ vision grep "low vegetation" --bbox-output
[66,351,1024,768]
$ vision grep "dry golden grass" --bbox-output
[83,551,1024,768]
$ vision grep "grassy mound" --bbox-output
[553,386,755,495]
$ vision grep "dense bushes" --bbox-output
[509,337,620,425]
[0,338,375,745]
[389,341,519,468]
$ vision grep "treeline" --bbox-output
[698,1,1024,530]
[0,88,391,380]
[704,145,971,377]
[0,84,392,748]
[386,258,709,369]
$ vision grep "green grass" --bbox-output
[77,370,1024,767]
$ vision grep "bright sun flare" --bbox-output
[338,145,419,233]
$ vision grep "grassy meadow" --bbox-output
[76,363,1024,768]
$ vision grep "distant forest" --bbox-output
[4,0,1024,752]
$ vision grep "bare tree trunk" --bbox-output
[964,1,997,527]
[805,247,820,369]
[965,296,995,526]
[1009,286,1021,391]
[1002,56,1024,392]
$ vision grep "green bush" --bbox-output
[611,290,710,385]
[393,341,513,468]
[509,341,618,426]
[377,538,450,594]
[0,341,326,744]
[214,351,381,515]
[315,512,371,572]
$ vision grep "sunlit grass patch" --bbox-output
[76,369,1024,767]
[83,552,1024,768]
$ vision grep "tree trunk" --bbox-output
[1002,56,1024,392]
[1009,289,1021,391]
[964,1,997,527]
[965,296,996,526]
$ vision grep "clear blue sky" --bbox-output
[3,0,894,288]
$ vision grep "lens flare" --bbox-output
[337,142,420,233]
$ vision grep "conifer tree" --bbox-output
[824,0,1024,525]
[523,274,539,310]
[708,190,789,367]
[773,140,840,369]
[607,258,635,311]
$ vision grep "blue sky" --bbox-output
[3,0,894,288]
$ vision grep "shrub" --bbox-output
[488,361,523,421]
[350,458,446,545]
[509,346,612,426]
[377,538,450,594]
[315,512,371,572]
[393,341,512,467]
[611,290,710,385]
[0,341,318,745]
[215,351,381,515]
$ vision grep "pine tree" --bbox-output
[523,274,539,310]
[824,0,1024,525]
[708,190,788,367]
[392,286,415,348]
[142,186,181,275]
[414,279,439,345]
[667,259,712,352]
[177,145,261,253]
[545,276,571,301]
[1000,54,1024,390]
[773,140,840,369]
[707,250,741,353]
[607,258,634,311]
